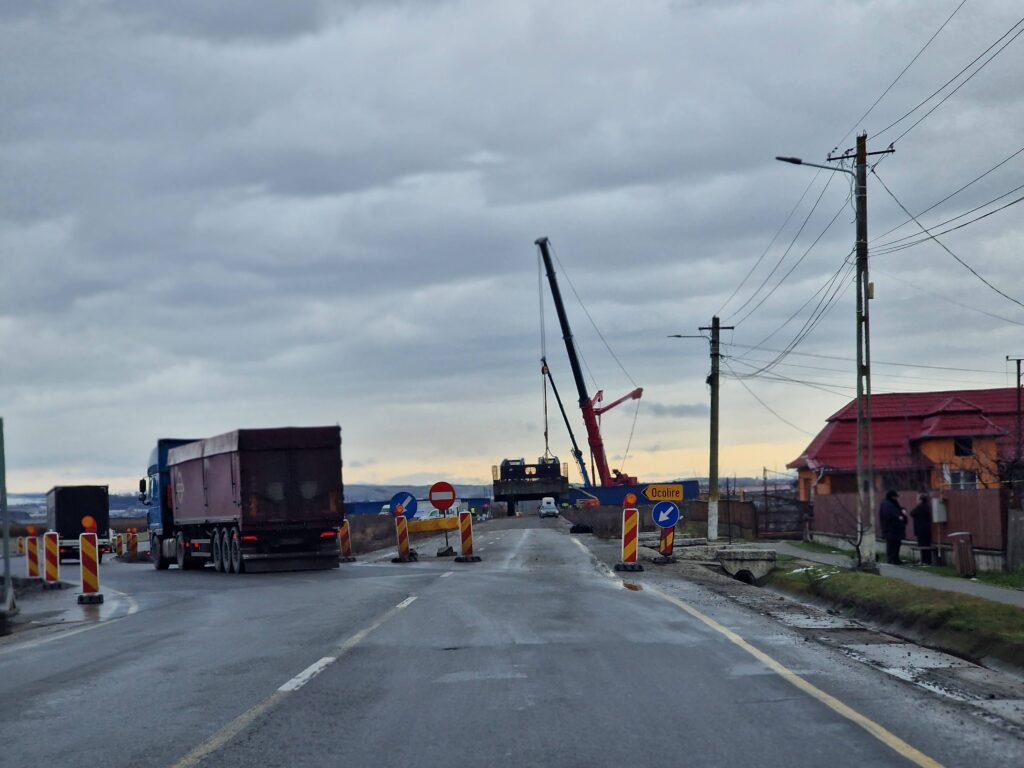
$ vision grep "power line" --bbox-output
[548,242,638,389]
[872,169,1024,311]
[716,170,822,318]
[723,359,816,436]
[875,14,1024,143]
[834,0,969,151]
[873,185,1024,254]
[872,266,1024,327]
[734,354,1005,388]
[737,255,856,374]
[870,143,1024,245]
[726,172,838,323]
[722,342,1006,374]
[734,180,852,328]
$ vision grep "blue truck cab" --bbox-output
[142,438,196,537]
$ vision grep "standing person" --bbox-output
[910,493,933,565]
[878,490,908,565]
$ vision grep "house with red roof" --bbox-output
[788,388,1022,567]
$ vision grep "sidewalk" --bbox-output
[760,541,1024,610]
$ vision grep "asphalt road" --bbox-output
[1,517,1021,767]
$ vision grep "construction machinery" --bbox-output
[536,236,642,487]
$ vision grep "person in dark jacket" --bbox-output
[910,493,933,565]
[878,490,908,565]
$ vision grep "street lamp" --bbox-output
[777,136,877,567]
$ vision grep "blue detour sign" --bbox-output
[652,501,680,529]
[390,492,418,520]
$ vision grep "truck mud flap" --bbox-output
[241,556,340,573]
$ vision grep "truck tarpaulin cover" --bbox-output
[166,427,343,529]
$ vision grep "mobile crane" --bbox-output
[536,237,642,487]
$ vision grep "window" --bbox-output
[953,437,973,457]
[948,469,978,490]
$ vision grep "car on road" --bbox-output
[538,497,559,518]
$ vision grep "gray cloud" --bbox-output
[2,1,1023,489]
[645,402,710,419]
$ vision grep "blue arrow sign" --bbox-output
[389,492,417,520]
[652,500,680,529]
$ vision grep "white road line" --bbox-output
[440,571,453,578]
[174,597,417,768]
[278,657,336,692]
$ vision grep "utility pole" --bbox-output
[778,133,891,567]
[2,418,13,621]
[699,316,734,542]
[1007,356,1024,510]
[1007,356,1023,464]
[854,134,877,566]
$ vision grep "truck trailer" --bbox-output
[46,485,114,562]
[142,427,344,573]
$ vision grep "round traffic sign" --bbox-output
[652,501,680,529]
[429,481,457,511]
[389,492,417,520]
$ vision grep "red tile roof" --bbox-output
[788,388,1017,472]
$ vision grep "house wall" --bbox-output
[917,437,1001,489]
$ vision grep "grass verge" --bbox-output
[767,563,1024,670]
[794,540,856,558]
[915,564,1024,591]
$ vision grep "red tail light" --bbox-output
[241,535,258,542]
[320,531,336,539]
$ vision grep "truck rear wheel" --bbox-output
[229,529,244,574]
[211,528,225,572]
[152,535,170,570]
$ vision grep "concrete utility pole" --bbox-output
[854,134,876,566]
[1007,356,1023,464]
[777,133,891,567]
[699,316,734,542]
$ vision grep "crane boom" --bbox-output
[542,358,592,487]
[535,236,638,487]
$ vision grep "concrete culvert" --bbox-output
[734,570,756,585]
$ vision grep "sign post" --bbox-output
[651,501,681,565]
[429,481,457,557]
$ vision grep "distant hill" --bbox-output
[345,484,492,502]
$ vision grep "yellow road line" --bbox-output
[168,596,416,768]
[645,586,943,768]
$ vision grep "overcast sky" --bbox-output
[2,1,1023,493]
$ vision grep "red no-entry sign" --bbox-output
[429,481,457,511]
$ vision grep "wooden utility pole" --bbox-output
[699,316,734,542]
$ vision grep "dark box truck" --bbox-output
[46,485,113,562]
[146,426,343,573]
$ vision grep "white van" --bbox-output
[538,497,559,518]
